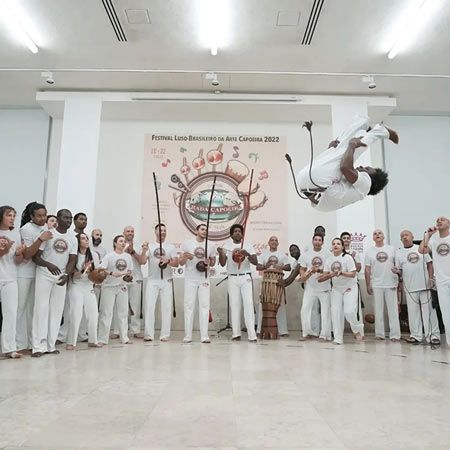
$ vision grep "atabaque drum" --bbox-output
[260,269,285,340]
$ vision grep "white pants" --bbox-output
[228,274,257,340]
[16,277,35,350]
[128,281,143,334]
[436,282,450,346]
[373,287,400,339]
[144,279,173,340]
[67,283,99,346]
[184,278,210,341]
[301,290,331,339]
[57,291,70,343]
[32,270,67,353]
[297,118,388,191]
[98,284,129,344]
[331,287,364,344]
[404,289,439,341]
[311,299,321,335]
[0,280,18,354]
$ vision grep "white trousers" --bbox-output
[67,283,99,346]
[404,289,439,341]
[301,290,331,339]
[0,280,18,354]
[228,274,257,340]
[436,282,450,346]
[311,299,321,335]
[184,278,210,341]
[297,118,388,190]
[331,287,364,344]
[32,270,67,353]
[98,284,129,344]
[57,291,70,343]
[16,277,35,350]
[144,279,173,340]
[373,287,400,339]
[256,302,288,335]
[128,281,143,334]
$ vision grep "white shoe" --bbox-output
[182,337,192,343]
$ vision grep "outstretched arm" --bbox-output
[340,138,367,185]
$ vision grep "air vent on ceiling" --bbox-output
[125,9,151,24]
[276,11,300,27]
[101,0,127,42]
[301,0,324,45]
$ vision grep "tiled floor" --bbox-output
[1,332,450,449]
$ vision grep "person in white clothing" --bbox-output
[46,215,58,229]
[394,230,439,345]
[123,225,148,338]
[143,223,178,342]
[289,233,331,341]
[0,206,26,358]
[98,235,134,345]
[218,224,258,342]
[256,236,290,336]
[364,229,400,341]
[66,233,102,350]
[31,209,77,357]
[73,212,87,235]
[340,232,362,273]
[16,202,53,352]
[419,217,450,347]
[296,117,399,211]
[319,238,363,345]
[91,229,107,261]
[179,224,216,343]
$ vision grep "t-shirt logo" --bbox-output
[194,247,205,259]
[407,252,420,264]
[312,256,323,268]
[376,251,388,263]
[331,261,342,272]
[53,239,68,254]
[267,256,279,267]
[115,258,127,271]
[437,243,450,257]
[153,248,166,258]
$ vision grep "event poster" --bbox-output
[141,133,288,264]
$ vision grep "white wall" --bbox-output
[0,109,49,221]
[384,116,450,247]
[47,119,338,247]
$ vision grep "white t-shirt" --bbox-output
[364,245,398,288]
[0,229,20,282]
[71,252,100,286]
[181,239,216,282]
[100,251,134,287]
[18,222,46,278]
[258,250,289,270]
[395,245,431,292]
[222,239,254,275]
[38,229,78,273]
[315,171,371,212]
[92,244,107,261]
[428,234,450,286]
[324,253,357,293]
[299,248,331,292]
[147,242,177,281]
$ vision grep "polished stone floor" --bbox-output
[1,332,450,450]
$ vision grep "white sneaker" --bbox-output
[182,337,192,343]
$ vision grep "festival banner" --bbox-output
[141,133,288,274]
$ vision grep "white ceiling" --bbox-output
[1,0,449,120]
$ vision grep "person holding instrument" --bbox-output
[143,224,178,342]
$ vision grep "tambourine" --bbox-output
[123,274,134,283]
[196,261,208,272]
[88,268,108,284]
[232,249,245,264]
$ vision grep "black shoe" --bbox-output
[46,350,60,355]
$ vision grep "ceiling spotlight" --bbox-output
[205,72,219,87]
[362,75,376,89]
[41,71,54,85]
